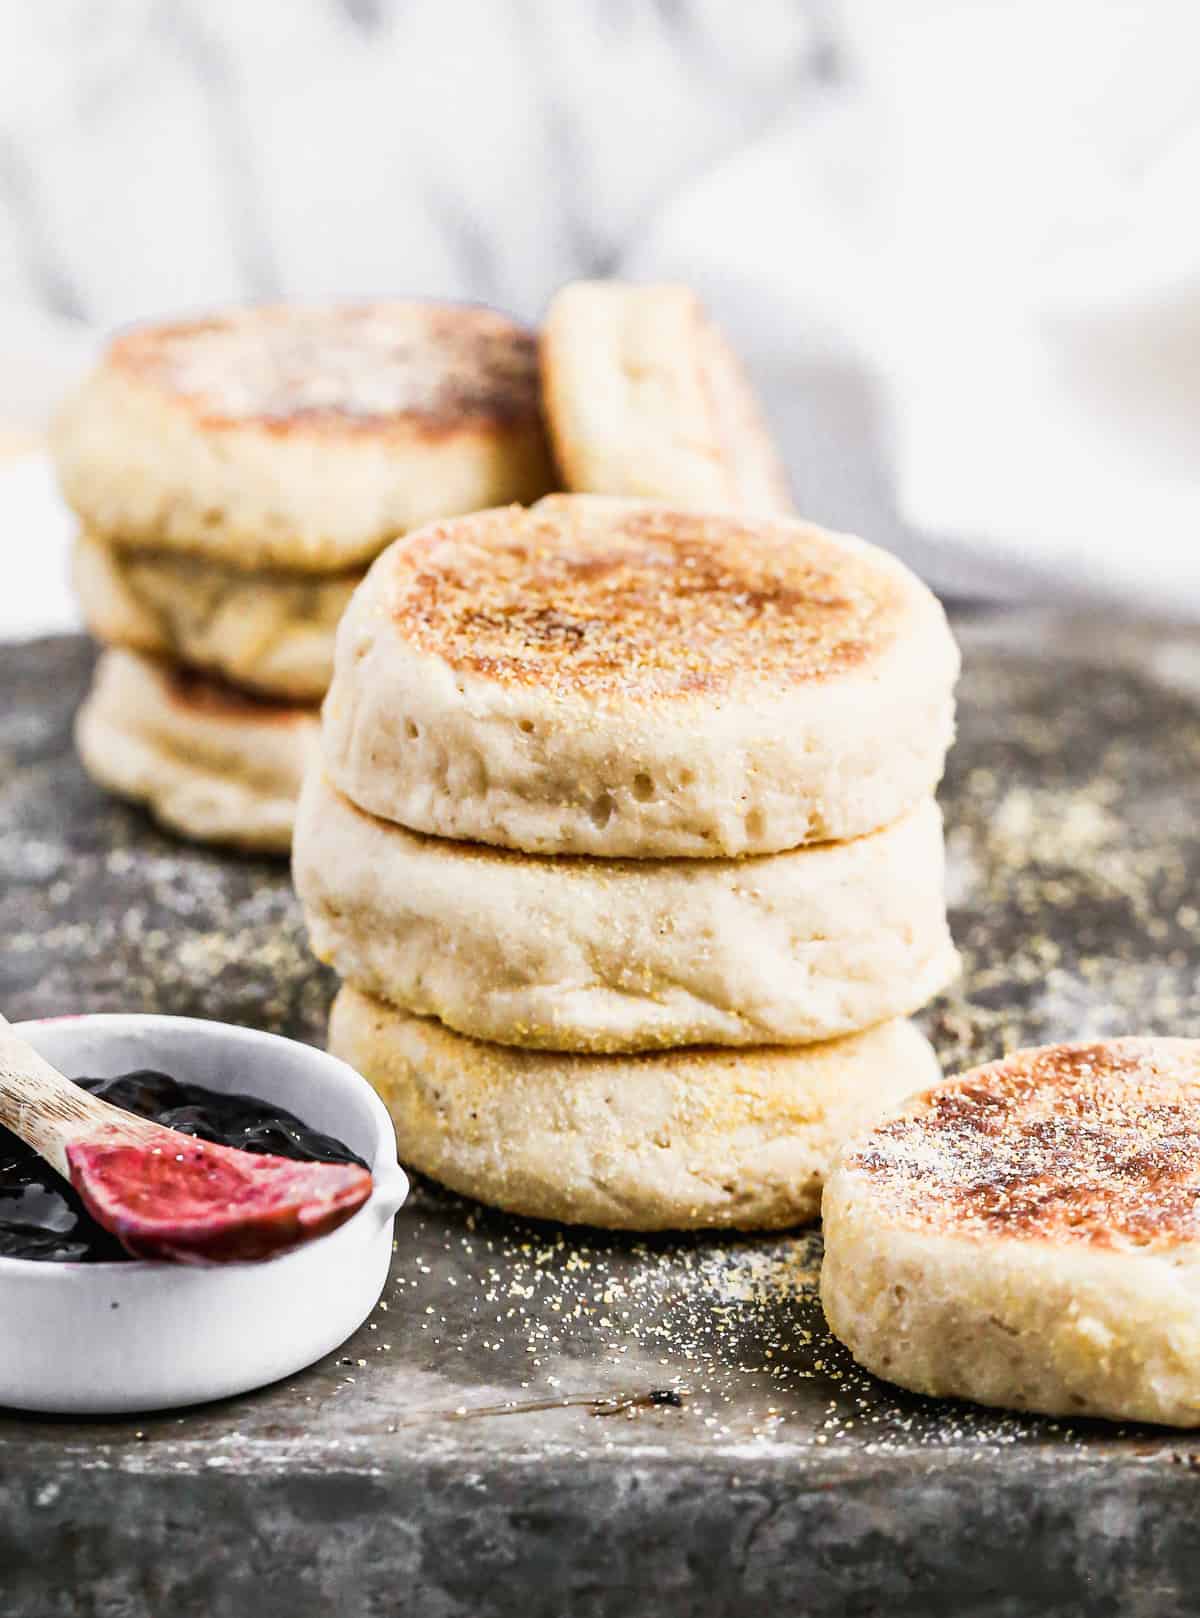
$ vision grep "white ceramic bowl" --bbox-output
[0,1014,408,1415]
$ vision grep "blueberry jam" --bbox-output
[0,1070,366,1263]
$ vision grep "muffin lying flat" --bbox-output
[296,772,957,1053]
[822,1039,1200,1427]
[72,530,361,704]
[321,493,959,858]
[55,300,554,849]
[76,649,318,854]
[330,986,942,1231]
[53,300,554,573]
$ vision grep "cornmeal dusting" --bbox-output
[853,1040,1200,1249]
[110,303,542,431]
[385,501,904,699]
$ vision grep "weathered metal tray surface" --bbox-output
[3,615,1200,1618]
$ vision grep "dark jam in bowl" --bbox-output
[0,1070,367,1264]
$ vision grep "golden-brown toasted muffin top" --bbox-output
[105,302,542,438]
[848,1039,1200,1251]
[159,661,316,725]
[380,495,905,702]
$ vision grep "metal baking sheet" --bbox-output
[3,615,1200,1617]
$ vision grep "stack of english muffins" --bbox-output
[51,302,554,851]
[295,492,960,1230]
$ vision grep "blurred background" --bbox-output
[2,0,1198,624]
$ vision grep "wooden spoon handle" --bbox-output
[0,1014,140,1177]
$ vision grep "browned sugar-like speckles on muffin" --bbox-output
[850,1039,1200,1251]
[160,661,317,727]
[385,501,902,701]
[107,304,543,435]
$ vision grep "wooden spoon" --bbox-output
[0,1014,373,1264]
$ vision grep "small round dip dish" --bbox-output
[0,1014,407,1415]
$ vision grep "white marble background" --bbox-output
[3,0,1200,624]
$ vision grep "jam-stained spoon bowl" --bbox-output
[0,1014,408,1414]
[0,1011,374,1264]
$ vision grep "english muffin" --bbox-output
[52,302,555,573]
[329,985,941,1230]
[75,648,318,853]
[73,530,360,702]
[541,281,793,514]
[322,494,959,857]
[296,773,957,1052]
[822,1039,1200,1427]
